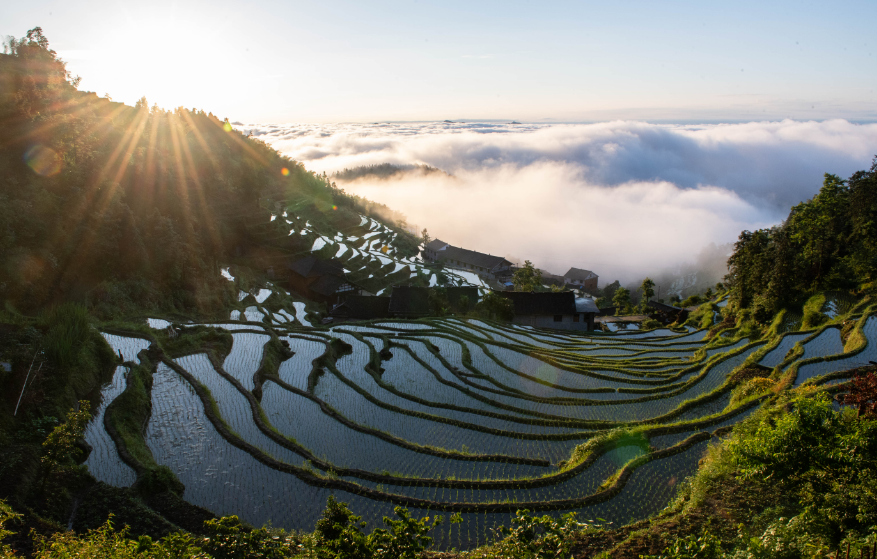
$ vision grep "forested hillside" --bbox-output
[0,28,415,318]
[726,167,877,321]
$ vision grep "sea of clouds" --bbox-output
[236,120,877,282]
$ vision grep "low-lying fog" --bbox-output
[237,120,877,284]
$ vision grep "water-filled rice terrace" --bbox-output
[268,211,491,296]
[90,299,877,550]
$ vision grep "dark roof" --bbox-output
[575,297,600,314]
[425,239,450,252]
[332,296,391,319]
[439,245,511,270]
[539,270,565,281]
[646,301,683,313]
[288,256,345,278]
[388,286,432,317]
[499,291,577,315]
[564,267,598,281]
[309,274,348,297]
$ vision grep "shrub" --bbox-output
[41,401,91,475]
[491,509,592,559]
[200,515,297,559]
[138,466,185,496]
[39,303,91,369]
[0,499,20,556]
[475,292,514,322]
[367,507,446,559]
[313,496,370,559]
[642,530,723,559]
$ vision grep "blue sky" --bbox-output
[3,0,876,122]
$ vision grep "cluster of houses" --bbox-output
[422,239,514,280]
[423,239,599,292]
[283,240,601,331]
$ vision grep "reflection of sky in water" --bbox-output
[88,308,876,551]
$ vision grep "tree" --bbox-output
[476,291,514,321]
[368,507,445,559]
[612,287,631,314]
[421,228,431,245]
[427,287,449,317]
[639,277,655,304]
[601,280,621,301]
[41,401,91,485]
[513,260,542,292]
[313,496,370,559]
[457,295,470,314]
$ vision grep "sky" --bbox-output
[2,0,876,123]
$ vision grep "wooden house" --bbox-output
[499,291,598,331]
[287,256,363,305]
[563,268,599,291]
[422,239,512,280]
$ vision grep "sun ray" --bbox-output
[53,108,150,284]
[167,111,199,253]
[174,113,223,256]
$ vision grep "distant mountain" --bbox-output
[333,163,450,182]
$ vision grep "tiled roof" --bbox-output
[575,297,600,314]
[564,267,598,281]
[425,239,450,251]
[646,301,683,313]
[439,246,511,270]
[288,256,345,278]
[499,291,577,315]
[309,274,348,296]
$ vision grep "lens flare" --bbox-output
[281,167,290,176]
[223,121,233,132]
[24,145,61,176]
[332,205,337,210]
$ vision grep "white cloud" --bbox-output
[240,120,877,282]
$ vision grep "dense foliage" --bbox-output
[0,28,414,318]
[726,165,877,320]
[642,390,877,559]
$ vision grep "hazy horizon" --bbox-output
[3,0,875,123]
[239,118,877,283]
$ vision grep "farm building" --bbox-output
[388,286,432,318]
[499,291,598,331]
[287,256,364,305]
[330,295,392,320]
[388,286,481,318]
[422,239,513,280]
[563,267,599,291]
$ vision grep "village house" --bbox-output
[563,268,599,292]
[387,286,480,319]
[499,291,598,332]
[331,295,392,320]
[287,256,365,306]
[422,239,513,280]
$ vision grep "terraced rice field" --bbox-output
[90,304,877,550]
